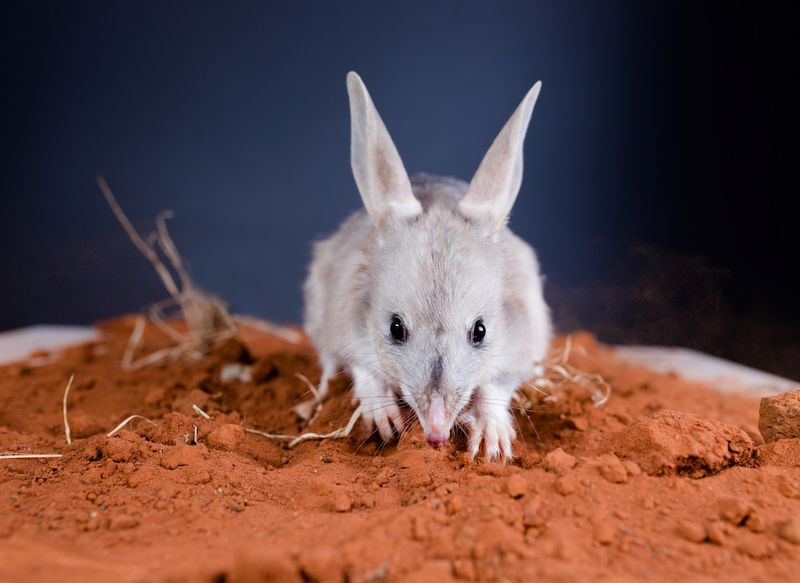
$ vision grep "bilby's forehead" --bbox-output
[373,219,501,328]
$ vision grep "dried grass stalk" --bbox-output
[292,372,324,424]
[0,453,63,460]
[97,177,238,369]
[192,404,212,420]
[245,405,363,449]
[107,414,158,437]
[62,374,75,445]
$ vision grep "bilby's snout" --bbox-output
[425,393,449,448]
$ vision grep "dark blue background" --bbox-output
[2,2,797,377]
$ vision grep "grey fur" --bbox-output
[303,72,551,462]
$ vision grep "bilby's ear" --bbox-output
[459,82,542,231]
[347,71,422,224]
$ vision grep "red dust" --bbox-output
[0,316,798,582]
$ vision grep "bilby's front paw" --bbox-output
[352,367,405,442]
[359,395,404,442]
[463,402,516,463]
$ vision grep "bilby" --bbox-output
[303,72,551,461]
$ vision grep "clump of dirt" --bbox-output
[597,409,756,477]
[0,318,799,582]
[759,390,800,443]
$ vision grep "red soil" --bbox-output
[0,317,798,582]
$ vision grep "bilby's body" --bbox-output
[303,73,551,461]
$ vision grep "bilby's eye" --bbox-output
[471,319,486,345]
[390,315,407,343]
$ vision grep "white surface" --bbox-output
[0,326,797,398]
[615,345,798,397]
[0,325,100,366]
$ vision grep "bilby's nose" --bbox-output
[426,430,448,448]
[425,394,448,448]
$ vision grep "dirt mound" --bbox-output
[597,409,756,477]
[0,317,799,582]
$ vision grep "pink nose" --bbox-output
[426,395,448,448]
[426,430,448,448]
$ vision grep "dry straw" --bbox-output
[518,335,612,409]
[97,177,302,370]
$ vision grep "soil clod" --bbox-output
[598,409,755,477]
[759,390,800,443]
